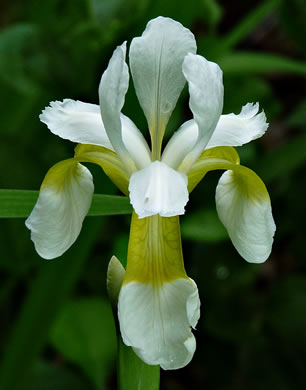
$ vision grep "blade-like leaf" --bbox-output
[0,190,132,218]
[219,0,281,50]
[218,52,306,75]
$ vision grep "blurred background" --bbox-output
[1,0,306,389]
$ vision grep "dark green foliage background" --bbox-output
[0,0,305,389]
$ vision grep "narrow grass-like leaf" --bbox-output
[218,52,306,75]
[89,194,132,216]
[220,0,281,50]
[0,190,132,218]
[118,339,160,390]
[0,218,103,390]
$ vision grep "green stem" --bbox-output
[118,339,160,390]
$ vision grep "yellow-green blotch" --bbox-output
[40,158,80,193]
[123,212,189,286]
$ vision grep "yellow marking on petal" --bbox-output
[150,118,167,161]
[75,144,129,196]
[187,146,240,192]
[123,211,188,286]
[188,145,270,204]
[41,158,80,192]
[229,165,271,204]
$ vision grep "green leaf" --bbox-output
[201,0,223,29]
[219,0,281,50]
[50,298,117,390]
[218,52,306,75]
[118,339,160,390]
[0,218,104,390]
[89,194,132,216]
[0,190,132,218]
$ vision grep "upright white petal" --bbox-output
[118,278,200,370]
[121,114,151,170]
[129,161,188,219]
[206,103,269,149]
[99,42,136,174]
[40,99,114,150]
[215,168,276,263]
[25,159,94,259]
[129,17,196,142]
[182,53,223,169]
[162,120,198,169]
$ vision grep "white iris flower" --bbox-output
[26,17,276,370]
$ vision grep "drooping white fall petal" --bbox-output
[118,278,200,370]
[215,167,276,263]
[25,159,94,259]
[129,161,189,218]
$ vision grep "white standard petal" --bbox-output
[128,161,189,219]
[25,159,94,259]
[99,42,136,174]
[118,278,200,370]
[121,114,151,169]
[129,17,196,139]
[182,53,224,169]
[162,120,198,169]
[215,168,276,263]
[206,103,269,149]
[40,99,114,150]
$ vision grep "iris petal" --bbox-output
[129,161,188,218]
[99,42,136,174]
[118,212,200,369]
[118,279,199,370]
[25,159,94,259]
[129,16,196,158]
[163,102,267,170]
[181,53,224,170]
[206,102,269,149]
[216,166,276,263]
[40,99,114,150]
